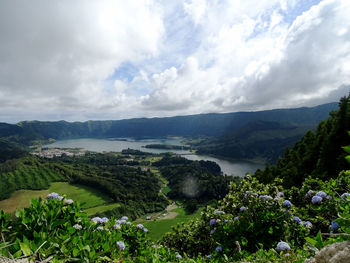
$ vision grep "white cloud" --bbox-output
[0,0,349,122]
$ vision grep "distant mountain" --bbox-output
[15,102,337,139]
[0,102,338,162]
[192,103,340,162]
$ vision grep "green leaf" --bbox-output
[73,248,80,257]
[343,146,350,154]
[20,242,32,256]
[345,155,350,164]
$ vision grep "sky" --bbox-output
[0,0,349,123]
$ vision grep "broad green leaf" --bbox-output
[20,242,32,256]
[343,146,350,154]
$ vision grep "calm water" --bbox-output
[45,138,264,177]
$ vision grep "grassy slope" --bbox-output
[0,182,118,214]
[141,208,203,241]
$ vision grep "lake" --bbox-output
[45,138,265,177]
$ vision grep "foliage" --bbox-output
[155,155,230,205]
[255,95,350,187]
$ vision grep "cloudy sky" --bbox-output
[0,0,349,123]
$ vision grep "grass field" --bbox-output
[49,182,112,209]
[0,182,115,214]
[84,203,120,216]
[141,207,203,241]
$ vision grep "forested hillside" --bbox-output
[255,95,350,187]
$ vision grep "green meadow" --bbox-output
[141,207,203,241]
[0,182,118,215]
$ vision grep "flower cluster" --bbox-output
[276,241,291,251]
[91,217,109,224]
[46,192,63,200]
[283,200,292,208]
[116,241,125,251]
[341,192,350,200]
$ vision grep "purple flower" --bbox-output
[101,217,109,223]
[240,206,247,212]
[305,190,314,198]
[117,241,125,251]
[116,219,126,225]
[312,195,323,204]
[316,191,327,198]
[244,191,250,198]
[46,192,63,200]
[91,217,103,224]
[234,216,239,221]
[279,192,284,197]
[136,224,144,229]
[259,195,272,200]
[210,219,216,226]
[253,193,258,197]
[121,216,128,221]
[176,253,182,259]
[293,216,302,224]
[73,224,82,230]
[283,200,292,208]
[214,210,225,215]
[330,221,339,231]
[216,246,223,252]
[276,241,290,251]
[341,193,350,200]
[113,224,121,229]
[326,195,332,200]
[143,228,148,233]
[303,221,313,228]
[210,229,215,235]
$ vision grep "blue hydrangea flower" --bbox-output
[101,217,109,223]
[244,191,250,198]
[113,224,121,229]
[330,221,339,231]
[210,229,215,235]
[117,241,125,251]
[279,192,284,197]
[121,216,128,221]
[293,216,302,224]
[214,210,225,215]
[253,193,258,197]
[240,206,247,212]
[73,224,82,230]
[210,219,216,226]
[91,217,103,224]
[283,200,292,208]
[234,216,239,221]
[305,190,314,198]
[116,219,126,225]
[96,226,104,231]
[137,224,144,229]
[276,241,290,251]
[175,253,182,259]
[259,195,272,200]
[206,254,212,258]
[303,221,313,228]
[326,195,332,200]
[46,192,63,200]
[315,191,327,198]
[341,193,350,200]
[312,195,323,204]
[216,246,223,252]
[143,228,148,233]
